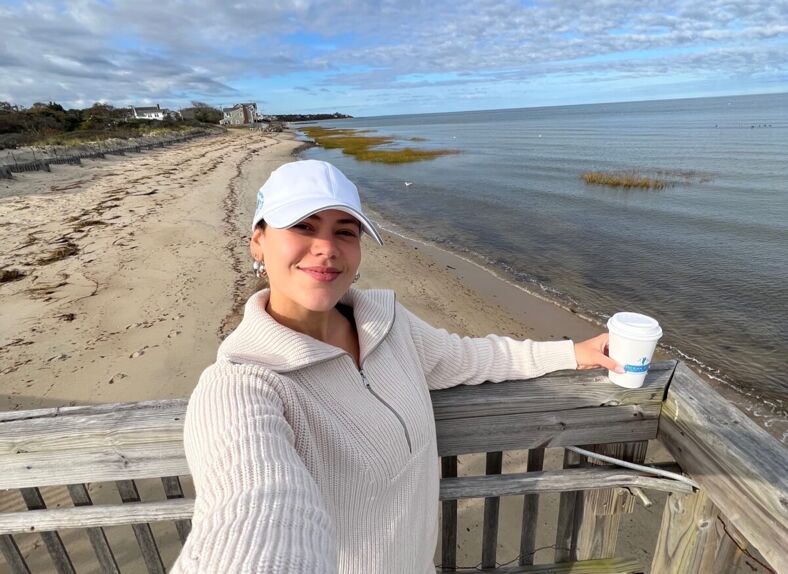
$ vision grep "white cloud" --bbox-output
[0,0,785,112]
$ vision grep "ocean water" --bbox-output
[299,93,788,433]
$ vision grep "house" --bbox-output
[221,103,258,125]
[130,104,170,121]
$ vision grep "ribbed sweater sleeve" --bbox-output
[401,304,578,391]
[171,361,337,573]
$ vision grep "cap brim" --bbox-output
[261,200,384,246]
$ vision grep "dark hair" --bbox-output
[256,220,266,231]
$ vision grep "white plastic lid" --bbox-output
[607,312,663,341]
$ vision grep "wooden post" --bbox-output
[161,477,191,545]
[66,484,120,573]
[19,488,75,574]
[651,490,747,573]
[554,449,585,562]
[0,535,30,574]
[519,448,544,566]
[575,441,649,560]
[441,456,458,571]
[115,480,165,574]
[481,451,503,569]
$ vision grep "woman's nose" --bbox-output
[310,234,340,256]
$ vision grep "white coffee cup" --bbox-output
[606,312,663,388]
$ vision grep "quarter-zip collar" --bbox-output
[219,287,397,373]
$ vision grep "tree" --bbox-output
[184,101,222,124]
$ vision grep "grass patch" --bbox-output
[301,127,458,164]
[582,170,671,190]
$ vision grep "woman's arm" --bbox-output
[171,362,336,573]
[401,304,578,391]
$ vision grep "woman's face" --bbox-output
[250,209,362,312]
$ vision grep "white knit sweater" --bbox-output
[171,288,577,573]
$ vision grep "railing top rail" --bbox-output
[658,362,788,574]
[0,364,674,488]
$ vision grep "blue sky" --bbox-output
[1,0,786,117]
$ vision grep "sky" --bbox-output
[1,0,786,117]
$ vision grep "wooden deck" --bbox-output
[0,360,785,573]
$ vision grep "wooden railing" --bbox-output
[0,360,785,573]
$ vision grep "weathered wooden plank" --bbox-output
[575,441,649,560]
[440,456,458,570]
[0,401,188,489]
[554,449,584,562]
[161,476,191,545]
[0,534,30,574]
[658,362,788,574]
[438,464,691,500]
[436,404,661,456]
[0,464,692,536]
[431,361,673,420]
[0,367,668,488]
[66,484,120,573]
[0,401,186,450]
[481,451,503,569]
[0,444,189,489]
[116,480,165,574]
[0,500,195,535]
[435,557,644,573]
[519,448,544,566]
[651,490,747,574]
[19,488,75,574]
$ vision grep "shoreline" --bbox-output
[0,130,767,572]
[350,190,788,446]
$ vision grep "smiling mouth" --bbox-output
[299,268,341,282]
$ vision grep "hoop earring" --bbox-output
[252,260,267,278]
[353,271,360,283]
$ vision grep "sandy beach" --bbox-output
[0,129,764,572]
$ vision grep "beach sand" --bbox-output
[0,129,763,572]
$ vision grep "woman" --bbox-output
[172,159,623,573]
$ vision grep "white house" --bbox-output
[130,104,166,121]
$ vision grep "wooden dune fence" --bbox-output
[0,131,215,179]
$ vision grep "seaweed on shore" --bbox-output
[38,241,79,265]
[301,127,458,164]
[72,219,108,231]
[0,268,26,283]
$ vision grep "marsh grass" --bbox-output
[301,127,458,164]
[582,170,670,190]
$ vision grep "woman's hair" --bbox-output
[256,220,267,231]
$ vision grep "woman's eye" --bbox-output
[338,229,359,237]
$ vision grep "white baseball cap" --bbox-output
[252,160,384,246]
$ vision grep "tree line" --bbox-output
[0,101,223,150]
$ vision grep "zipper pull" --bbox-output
[359,368,370,388]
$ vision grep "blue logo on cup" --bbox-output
[624,357,650,373]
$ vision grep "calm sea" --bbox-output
[299,93,788,435]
